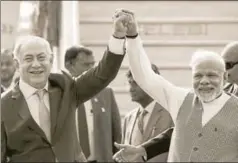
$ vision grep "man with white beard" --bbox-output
[112,9,238,162]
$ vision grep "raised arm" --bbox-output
[75,48,124,104]
[74,12,129,104]
[124,10,189,121]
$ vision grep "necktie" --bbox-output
[137,109,148,134]
[36,89,51,142]
[77,104,90,158]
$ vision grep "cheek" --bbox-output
[192,79,200,89]
[210,78,222,87]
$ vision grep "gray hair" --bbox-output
[13,35,53,60]
[189,49,226,72]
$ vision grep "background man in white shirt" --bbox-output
[111,9,238,162]
[65,46,122,163]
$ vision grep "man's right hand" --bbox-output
[112,9,129,38]
[112,9,139,38]
[113,142,146,162]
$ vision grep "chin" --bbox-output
[131,97,139,102]
[30,79,47,88]
[197,92,217,103]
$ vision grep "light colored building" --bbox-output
[2,1,238,118]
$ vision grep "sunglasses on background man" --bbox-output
[225,61,238,70]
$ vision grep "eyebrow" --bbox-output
[24,52,45,57]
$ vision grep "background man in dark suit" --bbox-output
[1,48,16,93]
[1,12,127,162]
[65,46,122,163]
[121,64,173,162]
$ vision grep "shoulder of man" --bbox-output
[1,89,15,119]
[48,71,75,90]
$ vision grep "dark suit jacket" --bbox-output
[1,50,124,162]
[78,87,122,162]
[142,127,174,160]
[1,86,4,94]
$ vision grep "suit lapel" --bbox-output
[143,103,162,141]
[128,109,140,144]
[12,84,47,140]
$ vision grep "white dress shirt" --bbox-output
[138,101,156,130]
[19,79,50,126]
[108,36,230,126]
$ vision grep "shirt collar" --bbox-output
[19,79,49,99]
[139,100,156,114]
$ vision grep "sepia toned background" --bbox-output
[1,1,238,119]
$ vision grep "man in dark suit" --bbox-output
[222,41,238,96]
[1,14,127,162]
[65,46,122,162]
[121,64,173,162]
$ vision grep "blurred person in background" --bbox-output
[1,49,16,93]
[222,41,238,96]
[65,46,122,163]
[120,64,173,162]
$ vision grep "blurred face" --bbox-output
[192,60,225,103]
[17,41,53,89]
[222,52,238,84]
[128,77,149,102]
[1,54,16,82]
[71,52,95,77]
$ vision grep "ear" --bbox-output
[223,71,228,84]
[14,58,19,70]
[50,54,54,63]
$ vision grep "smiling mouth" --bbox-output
[29,71,44,74]
[199,88,214,92]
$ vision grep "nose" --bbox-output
[200,76,210,85]
[129,86,135,93]
[1,64,7,70]
[32,58,41,67]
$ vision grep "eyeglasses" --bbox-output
[225,61,238,70]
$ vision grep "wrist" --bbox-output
[137,146,147,162]
[113,31,126,39]
[113,34,125,39]
[137,145,147,156]
[126,33,138,38]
